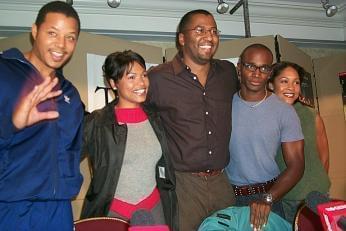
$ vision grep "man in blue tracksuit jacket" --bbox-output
[0,2,83,230]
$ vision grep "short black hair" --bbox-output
[35,1,81,35]
[239,43,273,64]
[175,9,214,50]
[269,61,306,84]
[102,50,146,84]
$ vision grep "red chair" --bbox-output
[74,217,129,231]
[293,203,324,231]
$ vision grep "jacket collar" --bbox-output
[100,99,119,125]
[2,48,65,79]
[2,48,26,62]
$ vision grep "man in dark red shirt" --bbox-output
[147,9,238,230]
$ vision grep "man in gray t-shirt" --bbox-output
[225,44,304,230]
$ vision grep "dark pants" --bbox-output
[175,171,235,231]
[0,200,73,231]
[235,193,286,220]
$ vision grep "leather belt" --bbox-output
[192,169,223,177]
[232,178,277,196]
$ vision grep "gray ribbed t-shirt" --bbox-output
[114,120,162,204]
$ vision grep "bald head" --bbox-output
[239,44,273,65]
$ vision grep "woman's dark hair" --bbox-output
[35,1,81,35]
[102,50,146,83]
[269,61,306,85]
[175,9,213,51]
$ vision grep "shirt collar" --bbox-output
[172,52,187,76]
[171,51,217,77]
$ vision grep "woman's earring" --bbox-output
[268,82,274,91]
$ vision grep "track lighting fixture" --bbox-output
[216,0,229,14]
[228,0,251,38]
[321,0,338,17]
[229,0,243,15]
[107,0,121,8]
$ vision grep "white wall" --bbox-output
[0,0,345,43]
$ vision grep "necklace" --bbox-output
[238,89,268,108]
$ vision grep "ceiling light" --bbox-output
[107,0,121,8]
[325,4,338,17]
[217,0,229,14]
[321,0,338,17]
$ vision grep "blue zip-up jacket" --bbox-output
[0,48,83,201]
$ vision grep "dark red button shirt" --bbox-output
[147,54,239,172]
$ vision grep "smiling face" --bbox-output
[272,66,301,105]
[29,12,79,76]
[110,61,149,108]
[179,13,219,65]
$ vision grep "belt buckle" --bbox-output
[192,169,213,177]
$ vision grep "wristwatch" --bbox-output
[262,193,273,204]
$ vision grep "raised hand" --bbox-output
[12,77,62,130]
